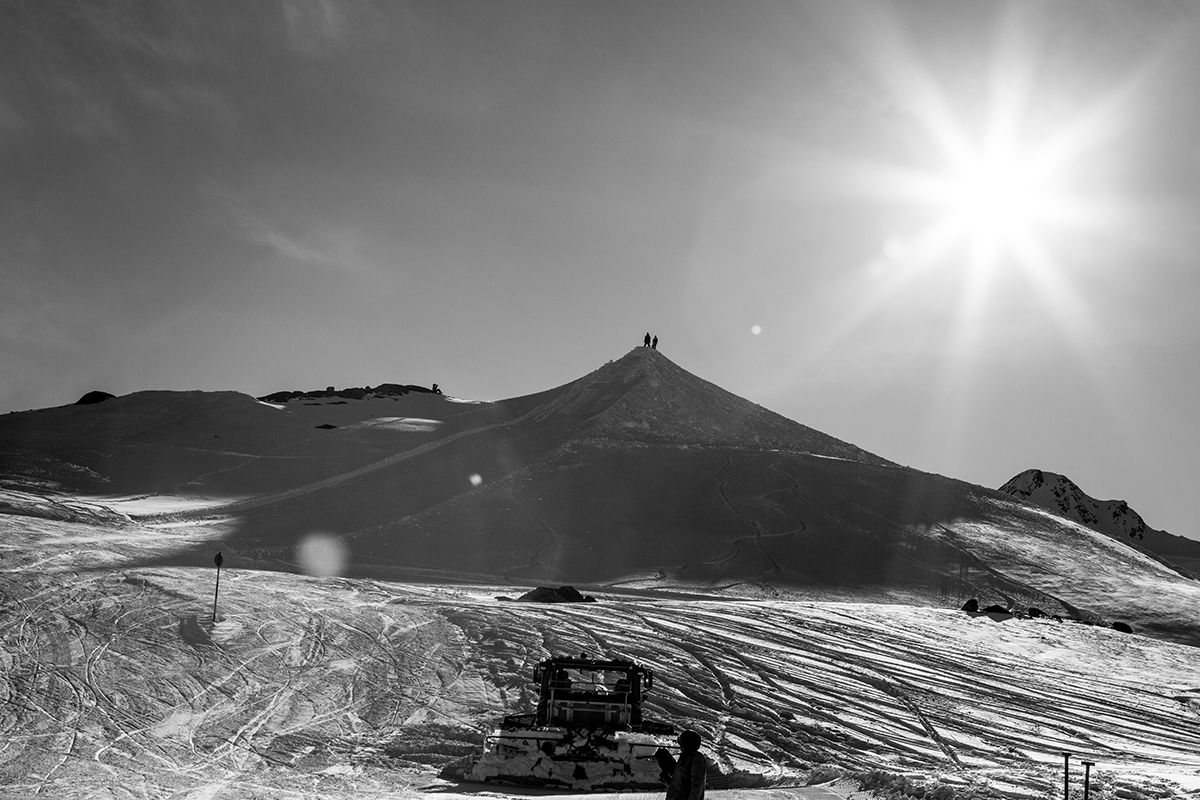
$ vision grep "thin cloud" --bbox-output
[0,3,242,142]
[203,185,380,278]
[282,0,347,56]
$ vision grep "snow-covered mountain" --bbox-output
[3,348,1199,642]
[5,349,1200,798]
[999,469,1200,575]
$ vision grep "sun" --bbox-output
[864,127,1074,283]
[944,149,1049,245]
[790,3,1151,478]
[801,2,1150,371]
[905,120,1075,271]
[834,11,1118,276]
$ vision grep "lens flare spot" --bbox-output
[469,473,483,487]
[751,325,762,336]
[883,237,907,260]
[296,532,346,577]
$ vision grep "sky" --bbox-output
[3,0,1200,540]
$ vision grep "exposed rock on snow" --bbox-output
[75,390,115,405]
[504,585,596,603]
[259,382,443,403]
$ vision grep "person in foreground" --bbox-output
[662,729,706,800]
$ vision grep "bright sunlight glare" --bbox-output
[943,150,1052,244]
[795,2,1153,474]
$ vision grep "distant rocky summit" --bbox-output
[75,391,115,405]
[1000,468,1200,575]
[999,469,1148,541]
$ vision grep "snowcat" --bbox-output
[466,655,677,790]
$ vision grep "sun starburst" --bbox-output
[790,4,1165,470]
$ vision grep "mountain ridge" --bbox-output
[999,468,1200,574]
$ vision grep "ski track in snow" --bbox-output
[3,510,1200,800]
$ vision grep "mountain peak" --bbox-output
[559,348,892,465]
[999,468,1148,540]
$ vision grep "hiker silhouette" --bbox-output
[644,332,651,347]
[651,335,658,350]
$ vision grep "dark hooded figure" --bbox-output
[644,332,652,347]
[651,335,658,350]
[665,730,706,800]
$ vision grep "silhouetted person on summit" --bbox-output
[644,332,651,347]
[651,335,658,350]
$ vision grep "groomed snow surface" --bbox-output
[2,513,1200,800]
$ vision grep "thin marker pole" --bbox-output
[1082,761,1095,800]
[1061,752,1070,800]
[212,551,223,622]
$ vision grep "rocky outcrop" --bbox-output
[1000,469,1148,540]
[259,383,440,403]
[501,586,596,603]
[75,391,116,405]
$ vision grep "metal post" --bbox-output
[1061,752,1071,800]
[212,551,223,622]
[1082,761,1094,800]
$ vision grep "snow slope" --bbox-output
[1,513,1198,799]
[0,387,525,497]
